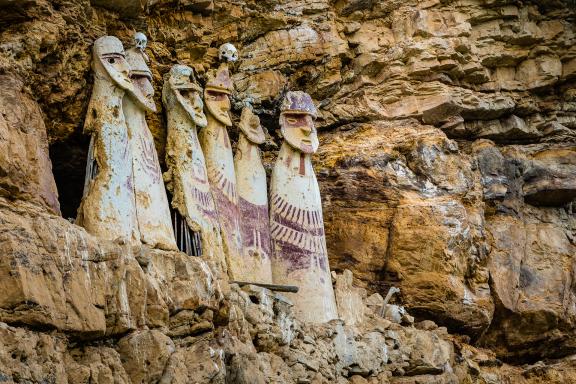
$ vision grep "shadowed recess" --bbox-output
[49,133,90,219]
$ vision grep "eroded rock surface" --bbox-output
[0,0,574,382]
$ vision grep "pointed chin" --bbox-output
[240,124,265,144]
[206,101,232,126]
[185,106,208,128]
[247,131,266,145]
[176,91,208,128]
[191,111,208,128]
[130,77,157,112]
[106,67,133,92]
[99,59,132,92]
[219,113,232,127]
[299,142,317,154]
[283,133,318,154]
[142,98,157,112]
[128,87,156,112]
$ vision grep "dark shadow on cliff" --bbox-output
[49,132,90,220]
[477,271,576,365]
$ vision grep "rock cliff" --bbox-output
[0,0,575,383]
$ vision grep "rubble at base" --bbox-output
[0,197,570,383]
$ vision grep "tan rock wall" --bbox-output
[0,75,59,214]
[0,0,574,381]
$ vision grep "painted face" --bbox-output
[280,113,319,154]
[176,88,207,128]
[128,74,156,112]
[204,89,232,126]
[99,52,133,91]
[239,108,265,144]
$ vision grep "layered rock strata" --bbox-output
[0,0,574,381]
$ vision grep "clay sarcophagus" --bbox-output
[124,33,177,251]
[78,34,176,250]
[77,36,141,243]
[234,106,273,284]
[198,44,246,280]
[163,64,227,277]
[270,91,337,323]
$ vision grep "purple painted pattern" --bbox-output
[189,184,218,222]
[270,193,328,274]
[212,170,242,252]
[239,196,271,259]
[280,91,318,117]
[137,121,162,183]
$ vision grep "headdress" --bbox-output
[205,63,233,94]
[280,91,318,118]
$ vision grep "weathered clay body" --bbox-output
[124,34,177,251]
[234,107,273,283]
[77,36,140,244]
[163,64,227,276]
[270,91,337,323]
[199,63,244,279]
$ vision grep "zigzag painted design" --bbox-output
[190,185,216,214]
[208,166,237,202]
[270,221,327,254]
[270,193,323,230]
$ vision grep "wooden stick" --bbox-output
[185,225,190,256]
[231,281,299,293]
[196,232,202,256]
[179,215,184,252]
[192,230,198,256]
[192,231,199,256]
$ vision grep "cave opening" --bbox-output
[49,132,90,220]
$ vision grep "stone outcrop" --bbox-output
[1,274,575,383]
[0,196,221,337]
[0,74,60,214]
[319,120,494,337]
[0,0,574,382]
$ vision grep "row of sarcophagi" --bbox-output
[77,34,337,323]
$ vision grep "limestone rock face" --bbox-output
[522,148,576,206]
[0,196,222,338]
[117,330,175,383]
[319,120,493,337]
[90,0,146,17]
[481,211,576,361]
[0,198,105,334]
[0,74,60,214]
[0,0,575,382]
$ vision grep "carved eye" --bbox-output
[287,117,297,124]
[108,58,115,64]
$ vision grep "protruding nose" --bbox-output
[300,124,312,136]
[119,62,130,76]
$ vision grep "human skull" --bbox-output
[134,32,147,50]
[218,43,238,63]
